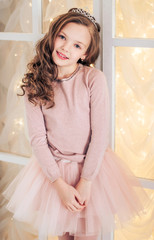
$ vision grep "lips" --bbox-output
[56,51,69,60]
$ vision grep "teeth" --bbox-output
[59,52,67,58]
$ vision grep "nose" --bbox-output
[61,41,71,52]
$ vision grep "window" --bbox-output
[0,1,153,239]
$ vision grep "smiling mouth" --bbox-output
[56,51,69,60]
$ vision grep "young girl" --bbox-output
[3,8,150,240]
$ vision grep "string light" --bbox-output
[119,14,124,21]
[116,73,120,78]
[14,118,24,128]
[125,117,130,122]
[141,151,147,158]
[125,89,131,94]
[118,32,123,37]
[142,33,147,38]
[29,2,32,7]
[131,48,142,56]
[50,18,53,22]
[120,128,126,135]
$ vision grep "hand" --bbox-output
[53,178,85,212]
[75,178,92,207]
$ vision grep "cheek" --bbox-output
[54,38,61,49]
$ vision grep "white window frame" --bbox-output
[101,1,154,239]
[0,0,154,239]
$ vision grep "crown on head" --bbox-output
[69,8,98,31]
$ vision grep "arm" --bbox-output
[24,92,61,182]
[80,71,110,181]
[24,92,84,211]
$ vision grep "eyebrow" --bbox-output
[60,31,86,47]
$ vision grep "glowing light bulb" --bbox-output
[125,117,130,122]
[131,48,142,56]
[126,89,131,94]
[12,131,15,135]
[142,33,147,38]
[119,14,124,21]
[120,128,126,135]
[141,77,144,80]
[118,32,123,37]
[29,2,32,7]
[137,116,145,125]
[149,68,152,72]
[141,151,146,158]
[14,118,24,127]
[49,0,52,2]
[14,53,18,57]
[116,73,120,78]
[50,18,53,22]
[26,20,30,24]
[131,20,135,24]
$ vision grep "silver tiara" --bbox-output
[69,8,98,30]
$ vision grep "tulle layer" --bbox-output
[3,147,149,238]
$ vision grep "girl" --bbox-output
[3,8,150,240]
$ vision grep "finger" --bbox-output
[68,203,80,212]
[68,199,85,212]
[67,205,74,212]
[74,190,83,205]
[73,201,85,210]
[84,200,89,207]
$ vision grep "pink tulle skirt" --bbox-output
[3,147,149,238]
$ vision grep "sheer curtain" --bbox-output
[0,0,153,240]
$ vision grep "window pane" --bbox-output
[0,41,33,157]
[0,0,32,33]
[116,0,154,38]
[43,0,93,33]
[115,47,154,180]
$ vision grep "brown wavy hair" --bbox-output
[19,8,101,108]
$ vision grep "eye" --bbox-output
[74,44,81,49]
[58,34,65,40]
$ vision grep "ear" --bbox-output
[81,54,87,61]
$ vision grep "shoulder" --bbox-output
[81,65,107,89]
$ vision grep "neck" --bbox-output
[57,64,78,79]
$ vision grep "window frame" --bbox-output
[0,1,154,239]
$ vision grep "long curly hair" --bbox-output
[19,8,101,108]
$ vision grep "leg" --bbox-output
[74,235,99,240]
[58,232,74,240]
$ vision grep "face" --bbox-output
[52,22,91,73]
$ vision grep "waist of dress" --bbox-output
[50,146,86,163]
[54,156,84,163]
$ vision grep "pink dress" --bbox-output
[3,64,149,238]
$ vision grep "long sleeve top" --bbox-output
[24,64,110,182]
